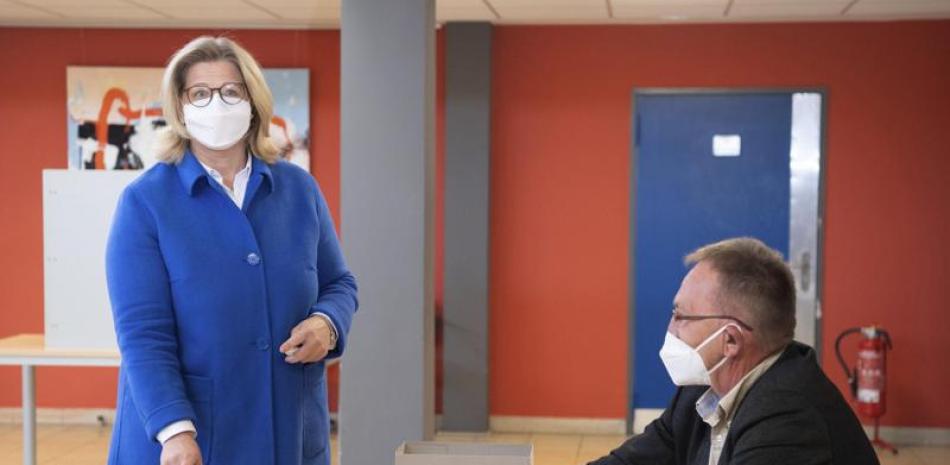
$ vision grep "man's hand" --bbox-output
[161,432,202,465]
[280,316,333,364]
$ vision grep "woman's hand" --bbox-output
[279,315,333,364]
[161,433,202,465]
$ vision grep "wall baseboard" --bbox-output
[490,415,625,435]
[862,425,950,447]
[0,408,114,426]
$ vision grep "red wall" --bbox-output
[488,22,950,427]
[2,21,949,429]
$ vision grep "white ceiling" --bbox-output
[1,0,949,28]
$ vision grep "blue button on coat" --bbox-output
[105,151,358,465]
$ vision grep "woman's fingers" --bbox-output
[283,317,332,363]
[284,336,328,364]
[279,327,306,354]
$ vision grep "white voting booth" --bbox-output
[0,170,133,465]
[42,169,140,351]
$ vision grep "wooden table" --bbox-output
[0,334,120,465]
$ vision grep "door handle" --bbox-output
[798,251,811,292]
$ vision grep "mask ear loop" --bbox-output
[707,353,730,375]
[697,323,741,374]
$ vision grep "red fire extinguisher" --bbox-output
[835,326,897,454]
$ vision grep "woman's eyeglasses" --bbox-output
[184,82,248,107]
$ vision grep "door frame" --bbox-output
[627,87,829,434]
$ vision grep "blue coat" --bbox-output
[105,151,358,465]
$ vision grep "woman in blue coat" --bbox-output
[105,36,357,465]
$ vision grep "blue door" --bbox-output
[630,92,795,419]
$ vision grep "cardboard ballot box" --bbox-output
[395,441,533,465]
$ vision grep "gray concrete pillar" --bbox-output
[339,1,436,464]
[442,22,492,432]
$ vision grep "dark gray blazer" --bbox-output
[590,342,879,465]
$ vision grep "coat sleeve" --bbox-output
[587,390,682,465]
[106,187,196,441]
[727,397,833,465]
[309,181,359,359]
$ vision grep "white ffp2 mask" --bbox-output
[183,98,252,150]
[659,324,737,386]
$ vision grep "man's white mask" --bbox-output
[659,324,738,386]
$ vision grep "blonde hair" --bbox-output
[155,36,279,164]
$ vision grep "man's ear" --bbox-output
[723,325,744,357]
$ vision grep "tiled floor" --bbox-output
[0,424,946,465]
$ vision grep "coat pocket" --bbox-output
[302,363,329,458]
[184,374,215,463]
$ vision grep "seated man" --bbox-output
[591,238,878,465]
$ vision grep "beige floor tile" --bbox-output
[486,432,532,444]
[576,435,626,465]
[905,446,950,465]
[533,451,580,465]
[0,425,19,437]
[329,436,339,465]
[0,450,24,465]
[877,448,924,465]
[43,448,108,465]
[579,435,626,452]
[530,434,582,465]
[531,433,582,448]
[0,434,20,449]
[576,448,608,464]
[580,434,627,446]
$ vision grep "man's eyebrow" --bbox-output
[672,302,693,315]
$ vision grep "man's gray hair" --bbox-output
[685,237,796,351]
